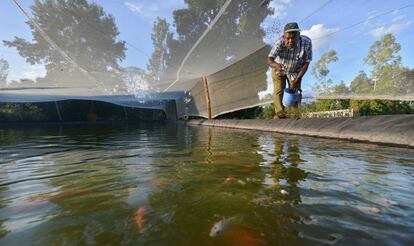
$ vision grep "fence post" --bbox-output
[202,76,212,120]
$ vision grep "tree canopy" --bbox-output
[364,34,401,71]
[3,0,125,87]
[315,34,412,97]
[350,70,373,94]
[0,58,9,83]
[360,33,413,95]
[311,49,338,95]
[332,80,350,95]
[147,0,272,81]
[147,18,171,83]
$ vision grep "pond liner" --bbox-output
[184,115,414,148]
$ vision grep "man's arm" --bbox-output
[267,57,285,75]
[290,62,309,90]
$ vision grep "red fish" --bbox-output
[134,207,146,230]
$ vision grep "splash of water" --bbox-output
[124,73,152,103]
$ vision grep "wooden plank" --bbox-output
[202,76,212,119]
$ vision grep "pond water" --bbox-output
[0,123,413,245]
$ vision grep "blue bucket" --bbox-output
[282,88,300,107]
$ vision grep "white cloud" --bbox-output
[7,64,46,84]
[301,24,339,51]
[392,15,404,23]
[391,10,399,16]
[369,21,412,37]
[361,8,411,38]
[258,68,273,100]
[124,2,143,14]
[124,1,184,19]
[269,0,292,19]
[21,65,46,81]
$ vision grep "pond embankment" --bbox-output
[186,115,414,148]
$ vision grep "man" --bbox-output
[267,22,312,119]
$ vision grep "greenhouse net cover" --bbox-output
[0,0,413,118]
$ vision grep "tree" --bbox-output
[311,49,338,95]
[374,64,400,94]
[395,67,414,94]
[350,99,412,116]
[350,70,373,94]
[147,18,171,83]
[3,0,125,88]
[332,80,350,95]
[363,34,401,94]
[163,0,272,79]
[364,34,401,71]
[0,58,9,83]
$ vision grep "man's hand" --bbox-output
[289,79,300,90]
[289,79,296,90]
[289,62,309,90]
[276,64,285,76]
[267,57,286,76]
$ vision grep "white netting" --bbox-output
[1,0,413,118]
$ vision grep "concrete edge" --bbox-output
[184,115,414,148]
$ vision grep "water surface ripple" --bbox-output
[0,124,413,245]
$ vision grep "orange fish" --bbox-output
[134,207,146,230]
[244,165,255,171]
[27,191,59,202]
[222,176,237,186]
[151,178,168,189]
[27,188,89,202]
[222,226,266,246]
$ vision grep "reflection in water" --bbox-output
[271,137,308,205]
[0,124,414,245]
[248,135,310,244]
[206,127,213,164]
[0,186,8,238]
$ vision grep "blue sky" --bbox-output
[1,0,413,92]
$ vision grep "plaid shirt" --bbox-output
[268,35,312,78]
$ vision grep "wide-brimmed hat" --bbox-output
[284,22,300,33]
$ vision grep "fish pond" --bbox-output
[0,123,413,245]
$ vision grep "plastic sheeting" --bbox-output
[1,0,413,119]
[177,46,270,118]
[0,0,273,117]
